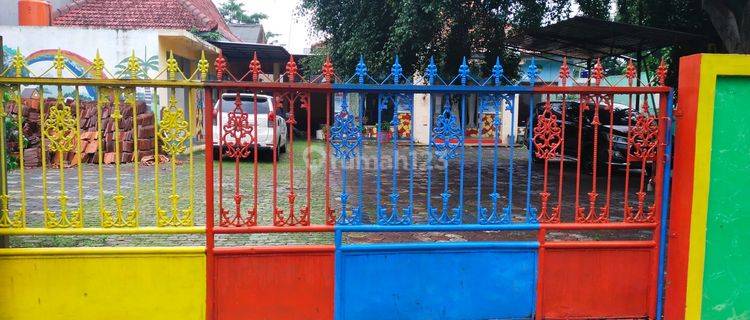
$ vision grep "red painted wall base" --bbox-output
[213,246,334,320]
[540,247,652,319]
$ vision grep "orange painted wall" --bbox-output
[663,54,701,320]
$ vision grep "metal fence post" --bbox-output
[0,35,7,248]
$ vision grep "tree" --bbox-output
[265,31,280,44]
[190,27,222,42]
[299,0,565,79]
[299,0,736,84]
[219,0,268,24]
[702,0,750,53]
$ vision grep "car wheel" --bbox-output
[212,146,222,161]
[279,138,287,154]
[531,153,545,164]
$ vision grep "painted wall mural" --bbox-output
[3,45,160,100]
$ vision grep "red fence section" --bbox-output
[204,54,335,320]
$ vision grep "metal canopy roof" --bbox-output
[506,16,704,60]
[209,41,291,62]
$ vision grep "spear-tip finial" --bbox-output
[426,56,437,85]
[286,54,298,82]
[166,50,179,80]
[558,57,571,86]
[53,48,66,78]
[625,59,636,86]
[127,49,142,80]
[250,51,262,82]
[592,58,604,86]
[322,55,334,83]
[527,57,538,85]
[391,55,403,84]
[197,50,209,80]
[458,56,469,85]
[11,47,25,78]
[492,56,504,85]
[656,58,668,86]
[92,49,105,79]
[214,50,226,81]
[355,55,368,84]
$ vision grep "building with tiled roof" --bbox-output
[52,0,240,41]
[229,23,266,44]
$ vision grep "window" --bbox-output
[220,95,271,114]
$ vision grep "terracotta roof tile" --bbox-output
[53,0,240,41]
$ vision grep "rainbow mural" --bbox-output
[25,49,103,97]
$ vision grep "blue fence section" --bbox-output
[335,242,538,320]
[330,56,540,319]
[330,56,536,227]
[327,55,670,319]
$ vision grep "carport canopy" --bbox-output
[506,16,704,60]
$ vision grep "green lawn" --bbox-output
[9,140,334,247]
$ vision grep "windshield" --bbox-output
[543,102,635,126]
[220,95,271,114]
[598,106,634,126]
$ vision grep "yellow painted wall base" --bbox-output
[0,247,205,320]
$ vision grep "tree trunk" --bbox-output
[703,0,750,53]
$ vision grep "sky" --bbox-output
[213,0,317,54]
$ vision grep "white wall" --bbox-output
[1,0,76,26]
[0,3,19,26]
[1,26,163,102]
[0,26,162,78]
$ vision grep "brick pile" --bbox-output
[96,100,156,165]
[4,99,157,168]
[4,101,42,167]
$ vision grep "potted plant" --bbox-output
[378,122,392,142]
[316,124,329,140]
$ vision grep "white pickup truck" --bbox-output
[212,93,287,159]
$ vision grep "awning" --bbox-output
[209,41,291,62]
[506,16,704,60]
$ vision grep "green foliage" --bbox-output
[219,0,268,24]
[300,46,329,78]
[2,92,22,171]
[613,0,717,86]
[300,0,722,87]
[190,27,223,42]
[380,121,390,132]
[298,0,583,80]
[265,31,280,44]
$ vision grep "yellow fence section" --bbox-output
[0,247,205,320]
[0,49,208,235]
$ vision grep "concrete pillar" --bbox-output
[413,93,430,145]
[412,73,430,145]
[500,94,519,146]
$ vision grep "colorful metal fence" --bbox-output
[202,53,673,319]
[1,48,674,320]
[0,49,207,233]
[0,49,209,319]
[204,53,336,320]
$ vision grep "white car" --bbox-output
[212,93,287,158]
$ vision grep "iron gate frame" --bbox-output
[326,56,674,320]
[203,53,337,320]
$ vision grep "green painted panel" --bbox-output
[702,76,750,319]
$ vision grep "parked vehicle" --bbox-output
[528,100,652,175]
[212,93,287,159]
